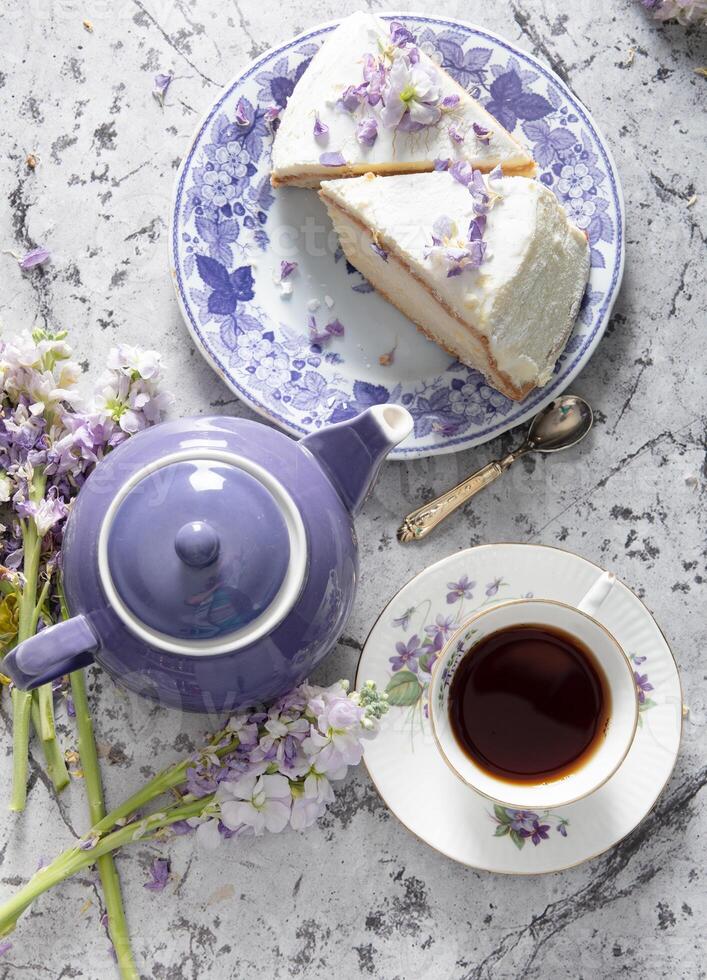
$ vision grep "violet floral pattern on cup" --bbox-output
[384,576,514,730]
[491,805,570,850]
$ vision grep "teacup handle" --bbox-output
[577,571,616,617]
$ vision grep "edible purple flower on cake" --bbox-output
[319,151,346,167]
[313,114,329,144]
[362,54,386,105]
[357,117,378,146]
[424,215,486,277]
[380,56,442,131]
[448,123,465,144]
[370,241,388,261]
[388,20,416,48]
[441,93,460,109]
[472,122,493,144]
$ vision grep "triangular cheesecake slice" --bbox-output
[319,169,589,401]
[271,12,535,188]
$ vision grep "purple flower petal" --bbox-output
[319,151,346,167]
[144,857,170,892]
[153,72,172,106]
[389,20,416,47]
[472,122,492,144]
[448,124,465,145]
[0,940,11,957]
[18,246,51,270]
[433,157,451,171]
[370,242,388,261]
[313,115,329,144]
[280,260,298,280]
[449,161,473,186]
[357,117,378,147]
[441,94,460,108]
[325,318,345,337]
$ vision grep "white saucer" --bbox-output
[356,544,682,874]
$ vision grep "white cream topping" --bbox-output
[321,171,590,390]
[272,12,533,177]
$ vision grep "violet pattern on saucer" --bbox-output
[171,15,624,459]
[357,545,682,873]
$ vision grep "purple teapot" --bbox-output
[4,406,412,712]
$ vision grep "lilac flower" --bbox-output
[319,151,346,167]
[279,260,298,280]
[446,575,475,604]
[340,84,368,112]
[362,55,386,106]
[313,114,329,144]
[357,117,378,147]
[393,606,415,629]
[520,819,551,846]
[441,94,460,109]
[634,672,654,704]
[153,72,172,107]
[18,246,51,270]
[234,97,251,127]
[389,20,415,47]
[632,655,647,666]
[218,773,292,835]
[424,215,486,277]
[433,157,451,171]
[485,577,503,597]
[380,57,441,131]
[389,634,421,673]
[144,858,170,892]
[472,122,492,144]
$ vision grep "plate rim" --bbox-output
[169,12,626,460]
[354,542,682,875]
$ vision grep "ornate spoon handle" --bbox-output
[397,455,516,542]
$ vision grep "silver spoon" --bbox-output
[397,394,594,543]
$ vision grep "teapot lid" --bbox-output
[97,450,307,655]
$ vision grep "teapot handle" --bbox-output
[3,615,98,690]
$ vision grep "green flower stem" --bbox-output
[30,697,69,792]
[35,683,56,743]
[70,669,138,980]
[9,690,33,812]
[0,796,210,938]
[88,734,235,838]
[9,470,47,809]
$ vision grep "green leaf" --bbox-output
[510,829,525,850]
[494,824,510,836]
[385,670,422,707]
[641,698,656,710]
[493,804,510,824]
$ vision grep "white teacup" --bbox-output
[429,572,638,810]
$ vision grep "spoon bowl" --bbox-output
[527,395,594,453]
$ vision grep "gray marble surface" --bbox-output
[1,1,705,977]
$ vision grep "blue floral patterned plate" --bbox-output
[356,544,682,873]
[170,14,624,459]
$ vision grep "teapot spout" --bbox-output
[301,405,413,516]
[3,615,98,690]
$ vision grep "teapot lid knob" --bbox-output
[174,521,220,568]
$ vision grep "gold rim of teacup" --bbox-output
[428,597,640,811]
